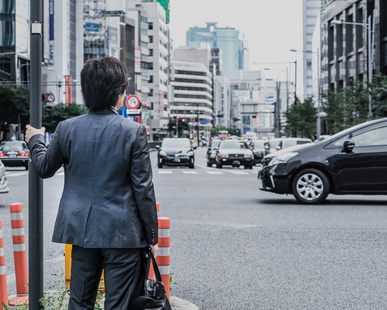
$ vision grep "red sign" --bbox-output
[126,95,141,109]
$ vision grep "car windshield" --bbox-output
[162,139,190,148]
[210,140,221,149]
[252,140,265,148]
[219,141,242,149]
[0,142,27,152]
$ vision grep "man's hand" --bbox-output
[25,125,45,143]
[149,244,159,259]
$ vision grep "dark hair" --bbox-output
[80,57,129,111]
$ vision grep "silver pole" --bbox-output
[367,15,372,119]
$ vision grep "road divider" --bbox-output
[0,220,8,310]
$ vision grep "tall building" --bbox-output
[303,0,322,100]
[321,0,387,94]
[142,0,170,141]
[42,0,84,105]
[0,0,30,84]
[186,22,247,77]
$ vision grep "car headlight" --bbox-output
[244,153,253,158]
[159,151,167,156]
[268,152,298,166]
[186,151,194,156]
[220,153,228,158]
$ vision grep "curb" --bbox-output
[7,294,199,309]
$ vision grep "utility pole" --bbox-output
[29,1,44,309]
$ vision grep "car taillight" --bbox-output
[0,153,5,157]
[18,152,29,157]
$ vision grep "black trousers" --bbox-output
[68,246,145,310]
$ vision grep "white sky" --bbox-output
[169,0,304,89]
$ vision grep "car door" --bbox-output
[326,123,387,193]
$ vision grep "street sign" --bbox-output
[47,94,55,103]
[126,95,141,110]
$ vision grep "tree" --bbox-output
[0,86,30,130]
[284,98,316,138]
[42,103,88,133]
[369,73,387,117]
[167,117,189,137]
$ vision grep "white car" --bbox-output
[0,159,9,194]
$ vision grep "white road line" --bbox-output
[206,171,224,175]
[6,172,27,177]
[158,170,173,174]
[230,171,249,175]
[182,171,198,174]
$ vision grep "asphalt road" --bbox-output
[1,146,387,309]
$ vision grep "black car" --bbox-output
[0,141,29,170]
[258,118,387,204]
[216,140,254,169]
[156,138,196,169]
[251,139,269,164]
[206,139,221,167]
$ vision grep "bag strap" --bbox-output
[129,296,153,310]
[145,249,163,283]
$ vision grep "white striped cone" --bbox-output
[157,217,170,300]
[9,204,28,306]
[0,220,8,309]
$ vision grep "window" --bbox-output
[148,22,153,30]
[149,36,153,43]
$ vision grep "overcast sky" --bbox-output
[169,0,304,86]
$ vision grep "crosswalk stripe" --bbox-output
[6,172,27,177]
[205,171,224,175]
[182,171,198,174]
[158,170,173,174]
[230,171,249,175]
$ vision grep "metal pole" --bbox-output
[294,60,297,103]
[29,1,44,309]
[317,48,321,138]
[197,105,200,145]
[367,15,372,119]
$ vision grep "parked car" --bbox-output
[206,139,222,167]
[0,159,9,194]
[258,118,387,204]
[250,139,269,164]
[215,140,254,169]
[156,138,196,169]
[0,141,29,170]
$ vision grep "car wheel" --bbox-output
[189,162,195,169]
[291,168,330,204]
[216,162,222,169]
[244,165,248,169]
[249,164,253,169]
[158,163,163,168]
[25,164,29,171]
[207,162,212,167]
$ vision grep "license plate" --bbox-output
[173,158,181,163]
[9,154,16,158]
[232,160,240,165]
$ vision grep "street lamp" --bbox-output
[331,18,373,119]
[290,48,321,138]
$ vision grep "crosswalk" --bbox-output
[156,169,257,175]
[5,169,258,177]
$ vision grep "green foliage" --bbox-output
[167,117,189,137]
[210,126,229,137]
[42,103,88,133]
[284,98,317,138]
[369,73,387,117]
[0,85,30,129]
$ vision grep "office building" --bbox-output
[186,22,247,76]
[321,0,387,94]
[0,0,30,84]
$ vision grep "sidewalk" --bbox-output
[7,294,199,309]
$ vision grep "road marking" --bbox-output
[158,170,173,174]
[205,171,223,175]
[230,171,249,175]
[6,172,27,177]
[182,171,198,174]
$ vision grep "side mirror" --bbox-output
[341,140,355,153]
[193,146,197,150]
[155,145,160,149]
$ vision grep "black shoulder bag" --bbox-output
[129,250,172,310]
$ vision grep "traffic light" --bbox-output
[252,115,259,119]
[176,116,180,119]
[182,118,185,122]
[213,124,217,128]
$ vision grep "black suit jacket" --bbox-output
[28,108,158,248]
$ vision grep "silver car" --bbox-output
[0,159,9,194]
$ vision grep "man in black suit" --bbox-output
[26,57,158,309]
